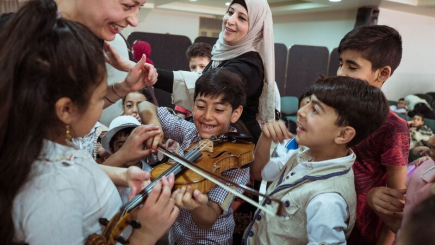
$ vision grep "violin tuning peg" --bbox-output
[98,218,109,226]
[114,236,130,244]
[127,219,142,229]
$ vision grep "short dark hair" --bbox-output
[186,42,212,60]
[299,86,313,109]
[110,127,134,151]
[312,76,389,147]
[413,113,424,119]
[399,98,405,101]
[194,68,246,110]
[398,195,435,245]
[338,25,402,75]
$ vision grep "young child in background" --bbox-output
[139,68,248,245]
[390,98,407,114]
[245,76,390,245]
[175,42,212,120]
[101,115,158,203]
[409,113,433,149]
[122,87,156,123]
[0,1,177,244]
[337,25,410,245]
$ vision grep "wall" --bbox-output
[378,8,435,100]
[273,10,357,52]
[121,8,211,43]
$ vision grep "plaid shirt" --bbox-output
[157,108,250,245]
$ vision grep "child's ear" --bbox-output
[230,105,243,123]
[55,97,78,125]
[335,126,356,145]
[376,66,392,83]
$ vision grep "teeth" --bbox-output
[202,123,215,129]
[110,23,124,31]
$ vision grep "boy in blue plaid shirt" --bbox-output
[138,68,249,245]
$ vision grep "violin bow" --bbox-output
[157,144,287,217]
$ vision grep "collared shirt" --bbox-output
[13,140,121,244]
[284,150,355,245]
[157,107,250,245]
[261,139,296,181]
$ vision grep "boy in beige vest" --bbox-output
[244,76,390,245]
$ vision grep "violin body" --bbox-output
[150,139,255,193]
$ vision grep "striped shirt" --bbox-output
[157,107,250,245]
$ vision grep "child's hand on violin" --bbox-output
[126,166,152,200]
[263,120,293,144]
[171,186,208,210]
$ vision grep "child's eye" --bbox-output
[227,10,234,16]
[349,66,357,70]
[215,109,224,113]
[239,16,246,21]
[312,106,318,113]
[196,105,205,110]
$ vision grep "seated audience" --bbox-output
[406,94,435,120]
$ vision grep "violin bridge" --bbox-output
[198,139,214,153]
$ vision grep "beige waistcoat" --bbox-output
[244,148,356,245]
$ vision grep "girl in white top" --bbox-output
[0,1,178,244]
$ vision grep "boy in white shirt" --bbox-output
[245,76,390,245]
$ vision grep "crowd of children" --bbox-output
[2,0,435,244]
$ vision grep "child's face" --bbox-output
[189,56,210,73]
[337,49,384,89]
[412,115,424,127]
[397,100,406,109]
[192,94,242,139]
[123,92,147,122]
[70,81,107,138]
[296,95,346,150]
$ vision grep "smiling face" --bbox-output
[222,3,249,45]
[295,95,345,151]
[72,0,146,41]
[337,49,385,89]
[192,94,242,139]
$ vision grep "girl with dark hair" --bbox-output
[0,1,177,244]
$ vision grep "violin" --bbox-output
[86,133,285,245]
[150,132,255,193]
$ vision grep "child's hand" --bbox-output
[171,186,209,210]
[413,146,430,156]
[125,54,158,92]
[126,166,152,200]
[262,120,293,144]
[130,174,179,245]
[366,187,406,216]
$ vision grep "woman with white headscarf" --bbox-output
[405,94,435,120]
[153,0,276,144]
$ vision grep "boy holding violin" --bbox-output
[138,68,249,245]
[245,76,390,245]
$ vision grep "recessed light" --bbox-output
[189,0,197,2]
[329,0,341,2]
[225,2,231,6]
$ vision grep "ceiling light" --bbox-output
[189,0,197,1]
[225,2,231,6]
[329,0,341,2]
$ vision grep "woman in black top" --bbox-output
[152,0,276,144]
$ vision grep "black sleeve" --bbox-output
[154,68,174,93]
[222,52,264,98]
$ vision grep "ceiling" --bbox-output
[142,0,435,17]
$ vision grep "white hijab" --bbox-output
[211,0,275,125]
[405,94,432,111]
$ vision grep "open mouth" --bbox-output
[225,27,235,33]
[108,22,125,33]
[200,123,216,132]
[296,121,306,132]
